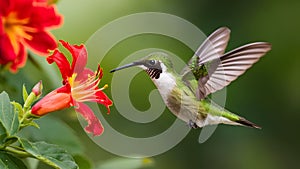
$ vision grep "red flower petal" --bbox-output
[47,50,72,81]
[0,34,17,63]
[10,0,34,19]
[0,0,10,15]
[75,102,104,136]
[0,34,26,72]
[24,31,57,55]
[34,0,47,2]
[59,40,87,74]
[0,15,3,35]
[98,65,104,79]
[28,5,62,29]
[9,44,26,72]
[95,91,113,114]
[75,68,94,83]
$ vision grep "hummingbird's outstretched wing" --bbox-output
[181,27,271,100]
[181,27,230,77]
[181,27,230,98]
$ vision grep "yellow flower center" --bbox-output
[67,72,108,103]
[68,73,77,88]
[2,12,37,54]
[68,73,84,101]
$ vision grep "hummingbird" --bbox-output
[110,27,271,129]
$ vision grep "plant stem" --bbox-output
[19,110,32,126]
[5,146,33,158]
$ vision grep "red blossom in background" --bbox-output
[31,40,113,136]
[0,0,62,72]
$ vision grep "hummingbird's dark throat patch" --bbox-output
[146,68,162,79]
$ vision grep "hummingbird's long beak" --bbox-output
[110,62,142,73]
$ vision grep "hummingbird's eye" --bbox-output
[148,60,156,66]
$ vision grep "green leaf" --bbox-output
[20,117,83,154]
[0,126,7,146]
[22,85,28,104]
[0,92,19,136]
[25,121,40,129]
[25,158,39,169]
[0,121,6,139]
[4,136,19,146]
[96,158,154,169]
[19,138,78,169]
[0,151,27,169]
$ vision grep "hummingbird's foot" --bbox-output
[187,120,199,129]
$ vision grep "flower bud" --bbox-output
[32,80,43,97]
[31,87,72,116]
[24,81,43,109]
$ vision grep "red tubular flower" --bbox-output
[0,0,62,72]
[31,40,113,136]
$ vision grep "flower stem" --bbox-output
[20,111,30,125]
[19,110,34,129]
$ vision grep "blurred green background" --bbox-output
[1,0,300,169]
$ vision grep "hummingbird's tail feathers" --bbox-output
[200,100,261,129]
[236,117,261,129]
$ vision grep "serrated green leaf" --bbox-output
[22,85,28,104]
[96,158,154,169]
[0,152,27,169]
[19,138,78,169]
[0,92,20,136]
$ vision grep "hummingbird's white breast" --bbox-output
[140,63,177,102]
[151,64,177,101]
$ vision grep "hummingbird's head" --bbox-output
[110,52,173,79]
